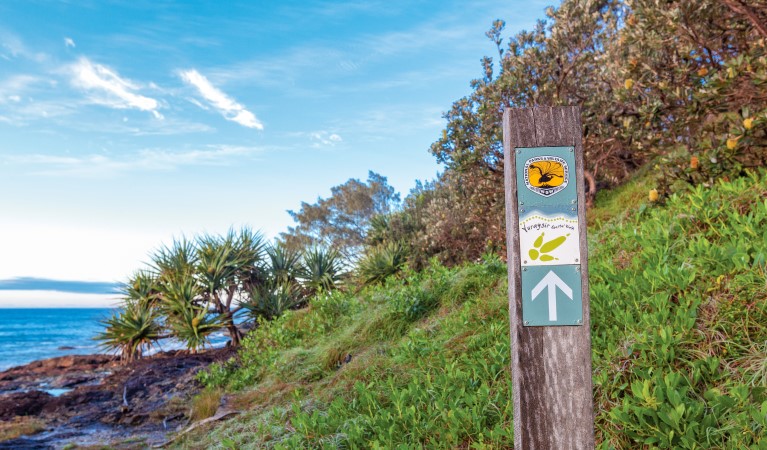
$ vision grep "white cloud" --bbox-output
[64,37,76,48]
[0,30,47,62]
[0,75,43,101]
[5,145,262,176]
[69,57,163,118]
[310,131,343,147]
[179,69,263,129]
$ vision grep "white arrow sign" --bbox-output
[531,270,573,321]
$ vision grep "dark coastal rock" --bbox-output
[0,347,236,447]
[0,390,52,419]
[41,387,113,415]
[0,438,53,449]
[48,374,95,389]
[0,354,116,393]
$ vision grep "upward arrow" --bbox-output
[531,270,573,321]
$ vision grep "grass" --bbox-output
[190,389,223,422]
[0,416,46,441]
[174,170,766,449]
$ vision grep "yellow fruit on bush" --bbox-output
[648,189,659,202]
[743,118,753,130]
[690,155,699,169]
[697,67,708,77]
[727,67,736,78]
[624,78,634,90]
[726,138,739,150]
[192,317,201,328]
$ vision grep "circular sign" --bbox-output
[523,156,568,197]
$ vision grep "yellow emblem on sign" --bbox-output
[523,156,569,197]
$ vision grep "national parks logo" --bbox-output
[523,156,568,197]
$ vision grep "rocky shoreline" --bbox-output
[0,348,235,449]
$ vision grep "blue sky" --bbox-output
[0,0,549,302]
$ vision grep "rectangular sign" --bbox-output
[521,264,583,326]
[519,206,581,266]
[515,146,577,207]
[515,146,583,326]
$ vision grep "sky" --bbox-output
[0,0,550,306]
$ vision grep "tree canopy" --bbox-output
[281,171,400,261]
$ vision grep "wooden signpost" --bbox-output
[503,106,594,449]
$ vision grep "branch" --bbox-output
[722,0,767,39]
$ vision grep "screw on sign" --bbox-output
[503,107,594,449]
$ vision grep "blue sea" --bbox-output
[0,307,234,372]
[0,308,114,372]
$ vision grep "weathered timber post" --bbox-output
[503,106,594,449]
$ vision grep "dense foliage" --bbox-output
[360,0,766,266]
[98,230,346,360]
[185,171,766,449]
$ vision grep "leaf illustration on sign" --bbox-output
[519,212,580,266]
[528,232,570,262]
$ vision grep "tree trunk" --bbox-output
[226,321,242,347]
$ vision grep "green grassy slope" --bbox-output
[180,170,767,449]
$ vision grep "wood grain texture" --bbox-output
[503,107,594,449]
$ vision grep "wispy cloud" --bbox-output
[0,75,45,103]
[310,131,343,148]
[64,37,75,48]
[5,145,262,176]
[0,29,47,62]
[179,69,263,130]
[68,57,163,118]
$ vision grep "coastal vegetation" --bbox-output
[85,0,767,447]
[98,231,348,359]
[179,172,766,448]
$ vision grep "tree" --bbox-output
[195,228,267,346]
[99,227,351,359]
[281,171,400,261]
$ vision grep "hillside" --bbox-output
[171,169,767,449]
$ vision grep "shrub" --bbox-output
[357,241,409,286]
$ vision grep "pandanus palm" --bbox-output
[97,301,163,362]
[242,244,305,321]
[196,228,267,346]
[96,270,164,362]
[123,270,161,307]
[357,241,409,286]
[243,279,304,321]
[267,244,302,286]
[151,238,198,285]
[160,275,225,352]
[300,246,345,295]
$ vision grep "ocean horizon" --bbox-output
[0,305,234,373]
[0,307,114,372]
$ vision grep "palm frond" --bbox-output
[96,301,163,362]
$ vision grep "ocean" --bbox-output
[0,308,114,372]
[0,307,234,372]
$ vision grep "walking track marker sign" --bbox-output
[503,107,594,449]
